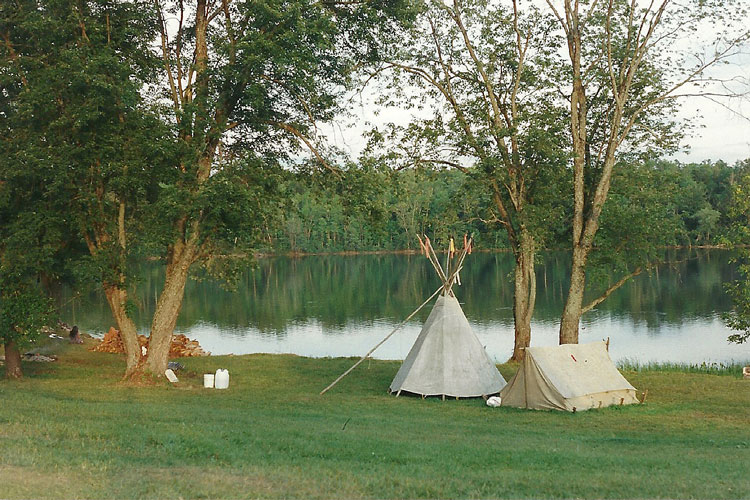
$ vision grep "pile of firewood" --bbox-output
[168,334,209,358]
[90,327,209,357]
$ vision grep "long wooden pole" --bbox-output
[319,284,445,395]
[445,238,471,296]
[425,237,448,284]
[418,234,448,286]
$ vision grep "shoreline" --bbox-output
[252,244,745,259]
[143,244,746,261]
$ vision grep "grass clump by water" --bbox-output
[1,338,749,499]
[618,359,749,377]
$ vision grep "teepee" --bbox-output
[389,235,506,398]
[319,235,505,398]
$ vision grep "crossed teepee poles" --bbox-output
[416,233,472,297]
[320,234,473,395]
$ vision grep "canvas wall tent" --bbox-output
[389,293,507,398]
[500,341,639,412]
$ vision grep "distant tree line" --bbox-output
[263,158,750,254]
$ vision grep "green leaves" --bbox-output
[0,279,53,349]
[722,167,750,344]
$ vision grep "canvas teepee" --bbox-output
[389,292,506,397]
[319,234,505,398]
[500,341,639,412]
[389,235,506,398]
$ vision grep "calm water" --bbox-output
[61,249,750,364]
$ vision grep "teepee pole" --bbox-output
[320,284,445,395]
[444,239,471,296]
[426,239,448,284]
[417,234,447,286]
[421,238,448,287]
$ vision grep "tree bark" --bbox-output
[103,285,142,377]
[511,231,536,361]
[559,244,587,344]
[4,339,23,379]
[145,240,197,376]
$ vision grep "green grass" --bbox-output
[1,340,749,499]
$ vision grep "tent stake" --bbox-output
[320,285,445,395]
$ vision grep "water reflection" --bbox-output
[60,249,749,364]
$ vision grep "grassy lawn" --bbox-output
[1,338,749,499]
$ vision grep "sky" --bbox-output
[670,97,750,164]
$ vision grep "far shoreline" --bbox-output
[251,244,745,259]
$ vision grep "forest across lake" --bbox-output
[61,248,749,365]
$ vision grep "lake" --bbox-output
[61,249,750,364]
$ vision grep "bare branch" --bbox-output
[416,158,469,173]
[153,0,182,119]
[582,267,642,314]
[271,121,342,178]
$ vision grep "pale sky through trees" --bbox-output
[324,86,750,166]
[322,1,750,167]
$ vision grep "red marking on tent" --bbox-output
[570,354,577,362]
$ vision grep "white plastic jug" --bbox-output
[203,373,215,388]
[215,369,229,389]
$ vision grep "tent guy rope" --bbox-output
[319,284,444,395]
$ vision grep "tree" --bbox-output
[1,0,170,378]
[544,0,750,344]
[366,0,568,360]
[723,162,750,344]
[0,281,52,379]
[137,0,413,377]
[0,0,87,378]
[0,174,58,379]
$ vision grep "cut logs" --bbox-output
[90,327,210,357]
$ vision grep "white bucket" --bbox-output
[215,369,229,389]
[203,373,215,388]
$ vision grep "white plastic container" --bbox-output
[215,369,229,389]
[203,373,215,388]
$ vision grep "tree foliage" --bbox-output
[722,162,750,344]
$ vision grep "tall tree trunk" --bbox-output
[145,241,196,376]
[511,231,536,361]
[103,285,142,377]
[4,339,23,379]
[559,245,587,344]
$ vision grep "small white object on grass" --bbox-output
[204,373,215,388]
[165,369,179,383]
[486,396,502,407]
[215,369,229,389]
